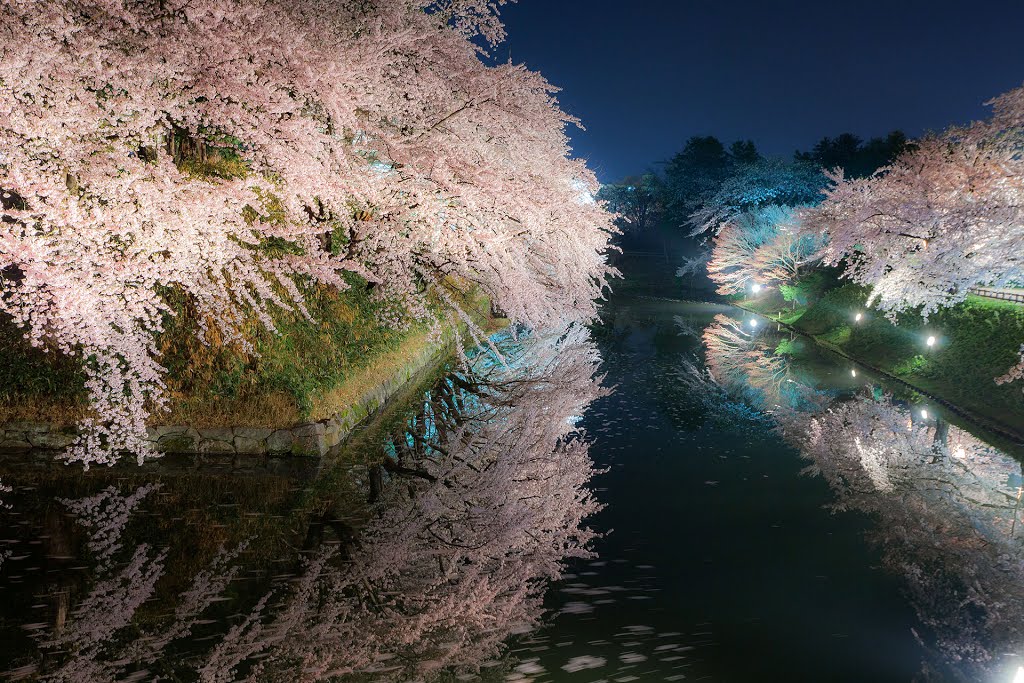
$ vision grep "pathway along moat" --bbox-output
[2,295,1024,682]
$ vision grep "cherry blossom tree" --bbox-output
[0,0,616,466]
[685,156,826,296]
[705,206,796,295]
[801,84,1024,384]
[748,222,824,287]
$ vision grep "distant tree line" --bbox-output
[597,131,907,233]
[607,80,1024,390]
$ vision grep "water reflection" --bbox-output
[0,325,604,681]
[699,312,1024,680]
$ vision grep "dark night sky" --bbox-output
[498,0,1024,182]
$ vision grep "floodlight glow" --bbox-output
[749,319,758,328]
[920,409,929,419]
[752,283,762,293]
[851,369,857,377]
[1013,665,1024,683]
[854,312,863,322]
[926,335,936,347]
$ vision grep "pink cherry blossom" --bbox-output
[0,0,616,466]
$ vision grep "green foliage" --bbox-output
[775,338,797,356]
[792,284,871,336]
[0,317,88,407]
[0,273,457,427]
[794,284,1024,427]
[781,269,842,307]
[158,273,418,420]
[892,354,929,376]
[171,127,250,180]
[177,152,249,180]
[819,324,851,346]
[779,309,807,325]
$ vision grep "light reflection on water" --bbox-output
[1,300,1023,681]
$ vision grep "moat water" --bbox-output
[2,279,1024,681]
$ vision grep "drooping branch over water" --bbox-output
[0,0,616,466]
[6,326,605,681]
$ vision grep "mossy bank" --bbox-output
[0,278,504,456]
[739,281,1024,436]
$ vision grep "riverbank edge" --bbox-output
[731,301,1024,447]
[0,330,458,458]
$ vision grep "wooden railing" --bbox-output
[969,287,1024,304]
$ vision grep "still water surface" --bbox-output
[1,294,1023,682]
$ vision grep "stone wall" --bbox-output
[0,337,453,457]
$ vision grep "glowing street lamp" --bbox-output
[920,408,929,419]
[850,369,857,377]
[751,283,762,294]
[926,335,936,348]
[854,312,863,323]
[749,319,758,328]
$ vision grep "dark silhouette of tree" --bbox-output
[662,136,733,224]
[729,139,761,164]
[796,130,908,178]
[597,173,663,232]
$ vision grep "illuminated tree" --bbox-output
[802,84,1024,383]
[748,223,825,287]
[705,206,794,295]
[689,158,825,237]
[0,0,616,466]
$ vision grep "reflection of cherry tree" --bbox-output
[696,318,1024,678]
[779,395,1024,679]
[199,325,605,681]
[29,484,248,683]
[0,480,231,680]
[12,328,605,681]
[702,314,823,414]
[59,484,160,570]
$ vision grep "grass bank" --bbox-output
[0,277,502,430]
[739,284,1024,434]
